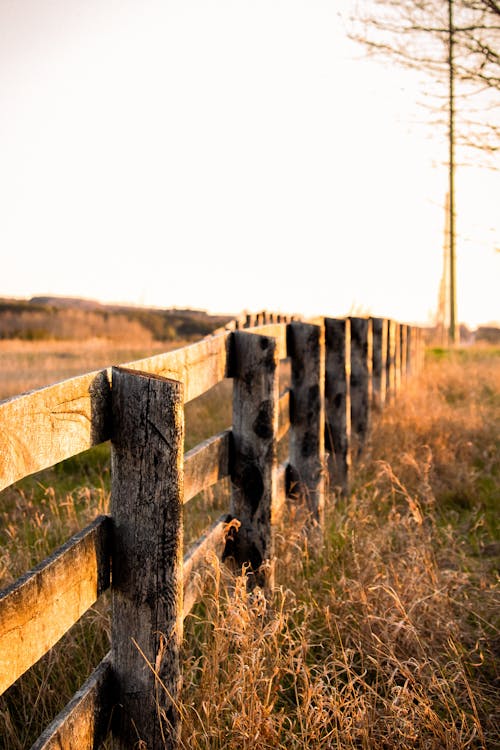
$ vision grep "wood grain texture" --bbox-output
[0,369,111,492]
[0,334,230,493]
[184,430,231,503]
[124,333,230,404]
[287,322,325,526]
[324,318,351,496]
[349,318,372,457]
[111,367,184,750]
[225,332,278,589]
[277,389,291,443]
[0,515,111,695]
[371,318,388,411]
[183,514,233,618]
[30,654,114,750]
[245,323,287,360]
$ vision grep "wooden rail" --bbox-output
[0,311,424,749]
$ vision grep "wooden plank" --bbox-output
[277,389,291,442]
[324,318,351,496]
[124,332,230,403]
[0,515,111,696]
[287,322,325,527]
[225,331,279,589]
[272,463,288,523]
[0,369,112,492]
[0,334,230,493]
[30,654,114,750]
[111,367,183,750]
[246,323,287,360]
[184,430,231,503]
[183,514,233,618]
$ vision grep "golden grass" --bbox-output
[0,338,185,399]
[180,350,500,749]
[0,346,499,748]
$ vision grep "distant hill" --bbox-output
[29,296,106,310]
[0,297,233,343]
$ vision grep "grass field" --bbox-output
[0,342,499,748]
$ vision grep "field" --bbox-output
[0,341,499,748]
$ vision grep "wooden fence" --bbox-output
[0,313,424,749]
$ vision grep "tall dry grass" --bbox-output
[0,346,498,748]
[180,349,500,749]
[0,338,183,399]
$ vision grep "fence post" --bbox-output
[287,321,325,528]
[400,324,408,383]
[394,322,402,393]
[225,331,279,588]
[371,318,388,411]
[406,326,413,376]
[324,318,351,496]
[417,327,425,372]
[349,317,372,457]
[386,320,396,401]
[111,367,184,750]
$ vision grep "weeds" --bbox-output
[1,345,499,748]
[181,349,500,749]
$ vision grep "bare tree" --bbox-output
[350,0,500,151]
[350,0,499,343]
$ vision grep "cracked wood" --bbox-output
[0,515,111,695]
[111,367,183,750]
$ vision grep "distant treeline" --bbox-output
[0,297,232,342]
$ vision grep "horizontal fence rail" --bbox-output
[0,311,424,749]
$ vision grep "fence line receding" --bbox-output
[0,311,424,749]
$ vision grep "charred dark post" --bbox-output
[394,322,402,394]
[226,331,278,588]
[287,322,325,527]
[111,367,184,750]
[371,317,388,411]
[400,324,408,383]
[386,320,396,401]
[406,326,413,376]
[349,317,372,457]
[324,318,351,495]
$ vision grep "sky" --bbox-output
[0,0,498,327]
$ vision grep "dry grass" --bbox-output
[0,345,499,748]
[180,349,500,749]
[0,338,184,399]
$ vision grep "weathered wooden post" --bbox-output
[324,318,351,495]
[111,368,184,750]
[349,317,372,457]
[417,327,425,372]
[287,321,325,528]
[245,313,256,328]
[406,326,413,376]
[225,331,279,588]
[400,324,408,383]
[386,320,396,401]
[371,318,388,411]
[394,322,402,393]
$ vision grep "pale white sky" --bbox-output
[0,0,498,327]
